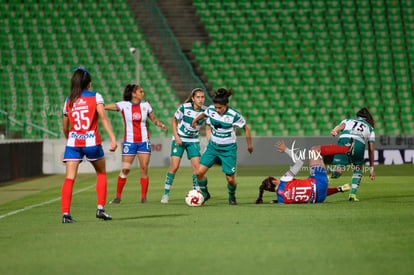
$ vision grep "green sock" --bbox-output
[163,172,175,195]
[350,170,362,195]
[192,174,197,189]
[196,178,208,197]
[227,184,237,199]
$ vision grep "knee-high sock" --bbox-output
[163,172,175,195]
[116,176,127,199]
[327,187,339,196]
[227,184,237,199]
[141,178,149,199]
[351,169,363,195]
[196,178,208,197]
[96,173,107,208]
[320,145,349,156]
[192,174,197,188]
[61,178,74,214]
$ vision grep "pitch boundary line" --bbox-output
[0,184,94,220]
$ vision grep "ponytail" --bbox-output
[69,67,91,108]
[213,87,232,105]
[356,107,375,128]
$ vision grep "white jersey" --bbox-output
[174,102,207,143]
[204,105,246,145]
[116,101,153,143]
[338,118,375,146]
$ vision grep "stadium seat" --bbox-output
[191,0,412,136]
[0,0,178,139]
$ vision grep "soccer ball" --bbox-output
[185,190,204,207]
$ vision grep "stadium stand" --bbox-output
[0,0,179,139]
[191,0,414,136]
[1,0,413,138]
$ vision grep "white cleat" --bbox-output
[160,195,169,204]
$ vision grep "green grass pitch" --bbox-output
[0,164,413,275]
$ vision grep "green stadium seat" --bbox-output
[187,0,414,136]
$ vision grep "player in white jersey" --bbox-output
[191,88,253,205]
[330,107,375,201]
[105,84,168,204]
[161,88,210,203]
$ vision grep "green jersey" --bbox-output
[205,105,246,145]
[338,118,375,146]
[174,102,207,142]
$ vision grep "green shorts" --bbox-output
[170,140,201,160]
[200,142,237,175]
[332,137,366,166]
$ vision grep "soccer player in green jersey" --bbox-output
[161,88,210,203]
[330,107,376,201]
[191,88,254,205]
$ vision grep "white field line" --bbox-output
[0,184,94,220]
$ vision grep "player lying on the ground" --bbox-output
[254,140,353,204]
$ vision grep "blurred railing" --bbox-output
[142,0,213,104]
[0,110,58,139]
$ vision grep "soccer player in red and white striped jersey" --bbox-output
[61,67,117,223]
[105,84,168,204]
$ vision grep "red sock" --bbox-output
[96,173,107,208]
[327,187,339,196]
[140,178,149,199]
[320,145,349,156]
[61,178,74,214]
[116,176,127,199]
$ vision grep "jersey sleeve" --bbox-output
[96,92,104,105]
[115,101,126,113]
[233,113,246,128]
[146,102,153,114]
[369,130,375,143]
[62,97,69,116]
[204,105,213,116]
[174,104,184,120]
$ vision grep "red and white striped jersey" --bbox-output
[63,91,103,147]
[116,101,153,143]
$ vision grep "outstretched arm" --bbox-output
[275,140,304,180]
[149,113,168,133]
[104,103,118,111]
[191,113,207,128]
[97,104,117,152]
[331,123,345,136]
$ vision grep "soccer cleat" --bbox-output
[346,138,355,156]
[96,209,112,220]
[109,197,121,204]
[229,197,237,205]
[62,214,76,223]
[203,191,211,202]
[160,195,169,203]
[338,183,351,192]
[348,194,360,202]
[141,197,147,203]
